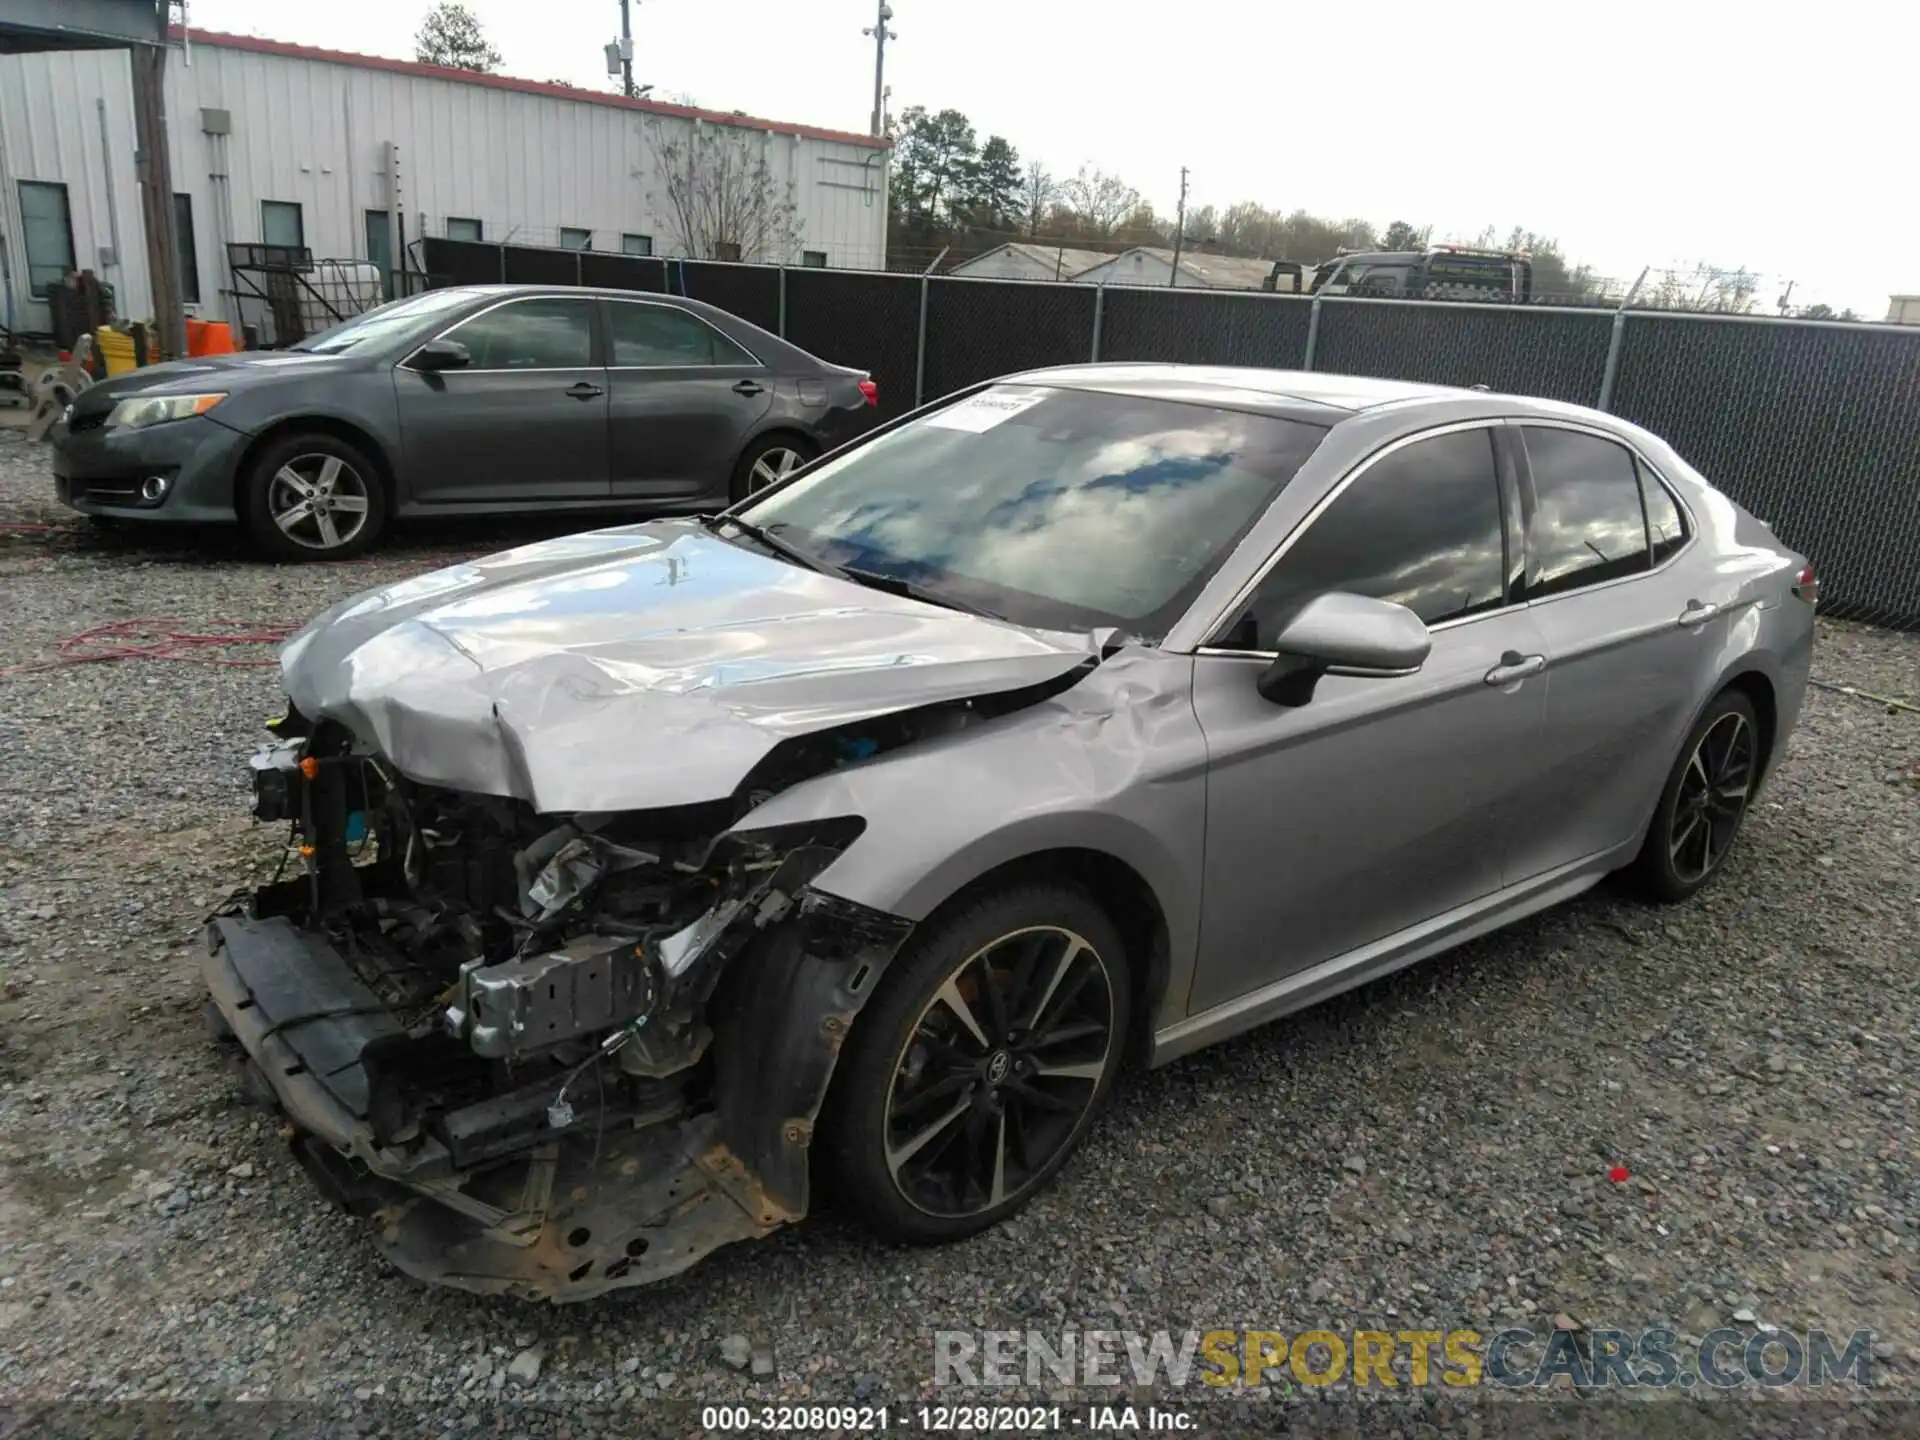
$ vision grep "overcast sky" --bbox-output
[184,0,1917,317]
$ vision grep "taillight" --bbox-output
[857,378,878,407]
[1792,562,1819,605]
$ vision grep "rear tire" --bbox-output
[240,431,386,560]
[826,883,1131,1245]
[1629,689,1760,903]
[729,434,815,504]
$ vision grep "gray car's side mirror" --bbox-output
[409,338,471,372]
[1256,592,1431,707]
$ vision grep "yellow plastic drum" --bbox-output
[93,327,138,376]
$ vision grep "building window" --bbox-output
[173,193,201,304]
[713,242,742,262]
[17,181,75,298]
[364,210,393,300]
[445,217,483,242]
[261,200,305,250]
[801,250,828,268]
[621,233,653,257]
[559,227,592,251]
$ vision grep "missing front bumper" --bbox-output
[202,915,786,1301]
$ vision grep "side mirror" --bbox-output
[1256,592,1431,707]
[409,338,470,372]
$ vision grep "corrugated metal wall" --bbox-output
[0,40,889,334]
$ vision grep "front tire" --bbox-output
[1629,689,1760,902]
[827,883,1131,1244]
[240,432,386,560]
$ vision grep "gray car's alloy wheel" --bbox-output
[268,454,371,551]
[729,434,816,503]
[749,445,806,492]
[241,431,387,560]
[827,884,1130,1243]
[1632,688,1760,902]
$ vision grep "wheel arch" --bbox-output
[737,424,819,466]
[1719,668,1778,788]
[232,415,399,518]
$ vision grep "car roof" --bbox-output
[1006,363,1475,423]
[436,282,724,312]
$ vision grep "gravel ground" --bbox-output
[1,429,1916,1434]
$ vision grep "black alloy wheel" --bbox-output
[1632,688,1760,901]
[828,885,1130,1242]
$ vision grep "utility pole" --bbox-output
[863,2,895,137]
[619,0,635,98]
[1169,166,1189,287]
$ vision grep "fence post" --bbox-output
[1303,295,1323,371]
[777,266,787,338]
[1597,310,1627,412]
[914,275,930,408]
[498,243,506,285]
[1090,283,1106,362]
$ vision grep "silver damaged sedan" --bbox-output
[203,365,1816,1300]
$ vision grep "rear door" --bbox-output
[1501,422,1732,880]
[393,296,608,503]
[603,298,774,503]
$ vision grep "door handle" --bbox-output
[565,382,604,400]
[731,380,765,396]
[1484,651,1546,686]
[1677,599,1721,628]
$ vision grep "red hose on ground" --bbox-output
[0,617,296,676]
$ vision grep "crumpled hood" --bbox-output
[281,520,1101,813]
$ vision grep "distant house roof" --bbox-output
[168,26,889,150]
[949,243,1117,279]
[1079,247,1276,289]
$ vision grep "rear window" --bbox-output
[739,385,1328,638]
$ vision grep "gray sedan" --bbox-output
[50,285,876,557]
[202,365,1814,1299]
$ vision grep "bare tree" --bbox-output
[1018,162,1057,237]
[647,122,804,262]
[1641,262,1762,314]
[414,2,501,72]
[1059,166,1140,238]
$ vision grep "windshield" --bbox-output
[292,288,480,354]
[738,385,1326,637]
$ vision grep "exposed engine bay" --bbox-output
[198,703,993,1300]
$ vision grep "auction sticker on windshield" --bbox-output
[925,387,1049,433]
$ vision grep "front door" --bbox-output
[603,298,774,502]
[1188,424,1547,1016]
[394,296,608,503]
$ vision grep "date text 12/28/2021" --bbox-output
[699,1404,1198,1432]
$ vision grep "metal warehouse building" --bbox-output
[0,26,891,337]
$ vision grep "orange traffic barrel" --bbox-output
[199,321,236,355]
[186,318,211,355]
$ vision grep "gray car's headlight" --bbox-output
[105,392,227,430]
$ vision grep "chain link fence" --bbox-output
[1608,315,1920,630]
[415,237,1920,628]
[1313,300,1615,406]
[922,279,1099,400]
[1099,289,1312,368]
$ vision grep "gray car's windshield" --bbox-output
[738,385,1327,637]
[293,288,479,355]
